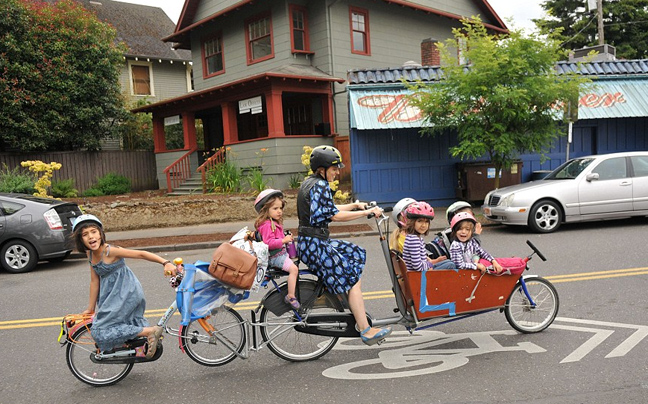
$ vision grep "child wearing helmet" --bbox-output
[297,145,391,346]
[448,212,503,274]
[388,197,417,253]
[401,202,455,271]
[71,214,180,358]
[254,189,300,309]
[426,201,482,261]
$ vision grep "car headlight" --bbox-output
[501,193,515,208]
[484,191,493,205]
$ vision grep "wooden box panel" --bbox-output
[405,269,522,320]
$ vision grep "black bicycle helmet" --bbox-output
[309,145,345,172]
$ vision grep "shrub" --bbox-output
[0,164,36,194]
[83,188,104,197]
[51,178,78,198]
[206,161,241,193]
[244,166,267,193]
[288,173,303,189]
[85,173,131,196]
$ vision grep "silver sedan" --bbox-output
[481,151,648,233]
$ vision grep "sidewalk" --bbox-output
[71,206,484,258]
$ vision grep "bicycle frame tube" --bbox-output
[518,277,537,308]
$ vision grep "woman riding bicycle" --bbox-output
[296,145,391,345]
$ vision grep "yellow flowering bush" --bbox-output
[20,160,62,198]
[301,146,350,203]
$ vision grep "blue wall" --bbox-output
[351,117,648,206]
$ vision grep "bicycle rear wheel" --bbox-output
[260,280,342,362]
[181,306,246,366]
[505,276,559,333]
[66,323,133,386]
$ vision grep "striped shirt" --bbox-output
[403,233,433,272]
[449,238,494,270]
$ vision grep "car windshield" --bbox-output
[545,158,595,180]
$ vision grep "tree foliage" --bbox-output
[408,18,588,188]
[535,0,648,59]
[0,0,127,152]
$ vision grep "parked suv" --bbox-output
[0,193,82,273]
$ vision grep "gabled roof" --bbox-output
[348,59,648,85]
[75,0,191,61]
[166,0,508,50]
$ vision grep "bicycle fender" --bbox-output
[261,279,319,316]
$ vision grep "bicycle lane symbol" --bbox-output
[322,330,546,380]
[321,317,648,380]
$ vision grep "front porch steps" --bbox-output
[167,172,204,196]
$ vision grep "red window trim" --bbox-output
[289,4,312,54]
[349,6,370,56]
[245,11,275,65]
[201,33,225,79]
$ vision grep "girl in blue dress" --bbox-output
[297,145,392,345]
[72,214,179,358]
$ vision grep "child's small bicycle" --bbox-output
[59,258,347,386]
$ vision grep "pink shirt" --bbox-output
[257,220,285,254]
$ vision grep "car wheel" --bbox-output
[528,200,562,233]
[1,240,38,274]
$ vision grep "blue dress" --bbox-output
[297,178,366,294]
[90,245,148,352]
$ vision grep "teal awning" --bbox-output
[349,79,648,130]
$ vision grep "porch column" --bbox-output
[222,102,238,145]
[325,93,335,133]
[153,115,166,152]
[265,90,285,137]
[182,112,197,149]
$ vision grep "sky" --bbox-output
[115,0,546,33]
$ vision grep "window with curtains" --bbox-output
[131,64,152,96]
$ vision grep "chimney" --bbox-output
[421,38,440,66]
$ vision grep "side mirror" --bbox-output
[586,173,599,182]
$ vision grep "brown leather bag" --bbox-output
[208,241,258,290]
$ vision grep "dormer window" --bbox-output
[290,4,311,53]
[246,12,274,64]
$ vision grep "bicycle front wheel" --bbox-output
[181,306,246,366]
[505,276,559,333]
[65,323,133,387]
[260,281,342,362]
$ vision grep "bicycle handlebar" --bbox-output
[526,240,547,261]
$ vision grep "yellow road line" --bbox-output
[3,267,646,330]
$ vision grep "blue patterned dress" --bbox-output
[89,245,148,352]
[297,178,366,294]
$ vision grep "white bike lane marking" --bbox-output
[321,317,648,380]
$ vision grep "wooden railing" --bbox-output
[196,147,226,193]
[163,148,197,193]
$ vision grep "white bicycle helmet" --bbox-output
[392,197,417,226]
[72,214,103,232]
[446,201,472,224]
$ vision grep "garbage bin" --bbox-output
[531,170,551,181]
[456,161,523,202]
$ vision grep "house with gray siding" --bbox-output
[133,0,507,192]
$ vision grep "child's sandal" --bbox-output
[284,295,301,310]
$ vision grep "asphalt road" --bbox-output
[1,217,648,404]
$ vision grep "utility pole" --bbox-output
[597,0,604,45]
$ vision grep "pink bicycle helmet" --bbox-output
[254,189,284,213]
[404,201,435,221]
[450,211,477,230]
